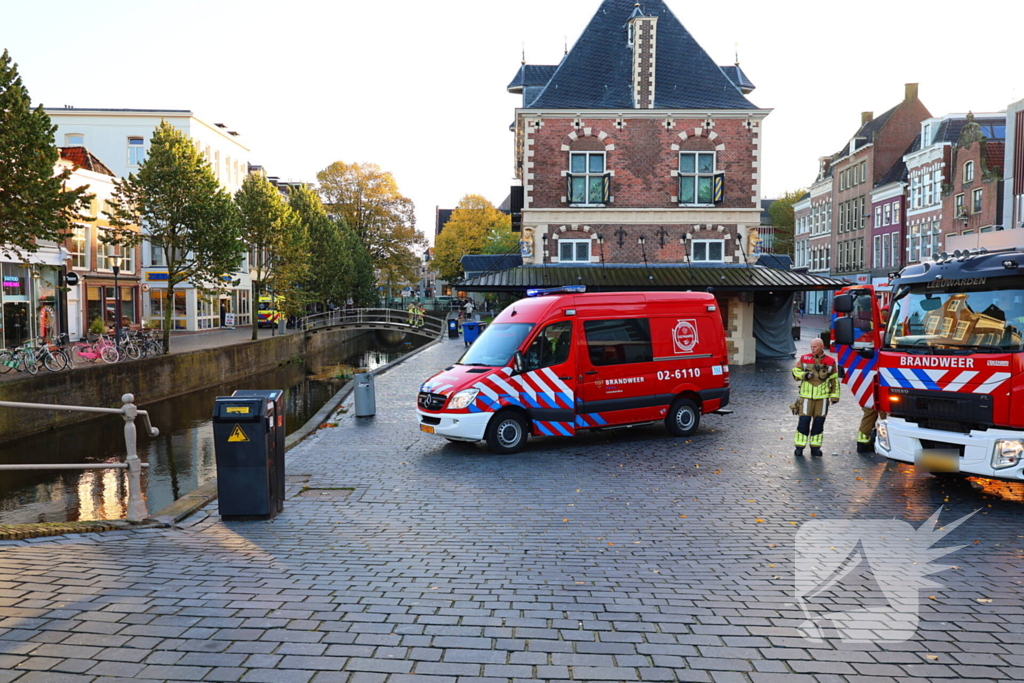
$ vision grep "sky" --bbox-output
[5,0,1022,247]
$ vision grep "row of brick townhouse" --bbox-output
[794,88,1024,310]
[459,0,843,364]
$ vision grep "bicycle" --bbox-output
[116,331,142,361]
[32,336,69,372]
[0,341,40,374]
[73,335,120,364]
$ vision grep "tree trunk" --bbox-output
[162,278,173,354]
[251,279,259,341]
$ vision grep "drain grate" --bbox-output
[295,487,354,501]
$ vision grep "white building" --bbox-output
[46,108,253,331]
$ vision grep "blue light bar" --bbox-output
[526,285,586,298]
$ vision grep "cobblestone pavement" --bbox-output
[1,335,1022,682]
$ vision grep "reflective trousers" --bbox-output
[795,416,826,448]
[858,408,879,444]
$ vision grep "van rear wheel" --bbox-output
[666,398,700,437]
[485,411,529,454]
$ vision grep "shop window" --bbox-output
[150,289,187,330]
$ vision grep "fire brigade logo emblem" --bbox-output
[672,319,698,354]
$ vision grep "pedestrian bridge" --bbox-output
[299,308,446,339]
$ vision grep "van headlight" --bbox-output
[992,440,1024,469]
[876,421,890,451]
[447,388,480,410]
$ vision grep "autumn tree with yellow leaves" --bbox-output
[434,194,514,282]
[316,161,425,288]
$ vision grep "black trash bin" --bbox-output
[447,319,459,339]
[212,393,284,520]
[820,329,831,349]
[232,390,285,516]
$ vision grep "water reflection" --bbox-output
[0,334,422,523]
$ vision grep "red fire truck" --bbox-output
[417,287,731,453]
[833,247,1024,480]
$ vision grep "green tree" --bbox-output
[235,172,310,339]
[0,49,91,259]
[766,189,807,258]
[343,227,378,306]
[290,184,349,307]
[434,194,513,282]
[105,121,242,352]
[316,161,425,286]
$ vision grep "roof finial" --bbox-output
[564,35,568,55]
[734,42,739,66]
[521,42,525,65]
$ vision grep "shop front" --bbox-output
[141,270,252,331]
[1,262,68,349]
[84,281,139,333]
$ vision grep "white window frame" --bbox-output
[65,133,84,147]
[678,151,717,207]
[71,225,89,270]
[964,161,975,183]
[892,200,901,224]
[127,137,145,166]
[972,188,983,213]
[873,235,881,269]
[557,239,592,263]
[691,239,724,263]
[874,206,882,228]
[567,151,607,206]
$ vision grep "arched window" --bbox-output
[964,160,975,183]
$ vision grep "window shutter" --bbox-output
[713,173,725,204]
[601,174,611,203]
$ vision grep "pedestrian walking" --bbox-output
[464,299,475,322]
[790,337,840,457]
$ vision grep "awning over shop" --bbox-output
[459,264,847,293]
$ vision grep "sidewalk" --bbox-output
[0,325,298,384]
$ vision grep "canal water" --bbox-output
[0,333,426,524]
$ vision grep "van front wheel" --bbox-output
[485,411,529,454]
[666,398,700,437]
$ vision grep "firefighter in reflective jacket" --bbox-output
[791,338,840,457]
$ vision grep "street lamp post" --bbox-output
[111,255,123,343]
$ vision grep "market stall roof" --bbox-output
[459,264,846,293]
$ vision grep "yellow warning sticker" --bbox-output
[227,424,249,443]
[226,407,250,414]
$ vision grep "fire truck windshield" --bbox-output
[885,283,1024,352]
[458,323,534,367]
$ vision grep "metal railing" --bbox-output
[0,394,159,523]
[300,308,445,338]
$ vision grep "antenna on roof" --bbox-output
[521,42,525,65]
[734,42,740,67]
[564,36,568,55]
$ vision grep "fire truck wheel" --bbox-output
[666,398,700,437]
[485,411,529,454]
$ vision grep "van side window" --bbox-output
[584,319,653,366]
[524,321,573,371]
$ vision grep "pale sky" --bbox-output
[6,0,1022,247]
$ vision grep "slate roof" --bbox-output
[435,209,454,237]
[526,0,757,110]
[460,264,844,293]
[59,147,115,176]
[719,65,755,93]
[932,115,1005,145]
[833,105,898,161]
[506,64,559,92]
[460,253,524,280]
[755,254,793,271]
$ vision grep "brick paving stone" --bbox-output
[0,336,1020,682]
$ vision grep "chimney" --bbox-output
[861,112,874,126]
[629,8,658,109]
[905,83,919,102]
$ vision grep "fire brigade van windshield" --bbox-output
[833,246,1024,481]
[417,287,731,453]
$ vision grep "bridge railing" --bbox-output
[300,308,446,338]
[0,394,158,523]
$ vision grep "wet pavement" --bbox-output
[0,334,1021,682]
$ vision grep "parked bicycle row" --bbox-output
[0,330,164,375]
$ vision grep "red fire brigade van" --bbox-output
[417,287,731,453]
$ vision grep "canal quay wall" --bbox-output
[0,327,377,444]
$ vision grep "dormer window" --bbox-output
[628,23,634,46]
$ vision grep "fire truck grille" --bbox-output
[891,390,993,431]
[418,392,447,411]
